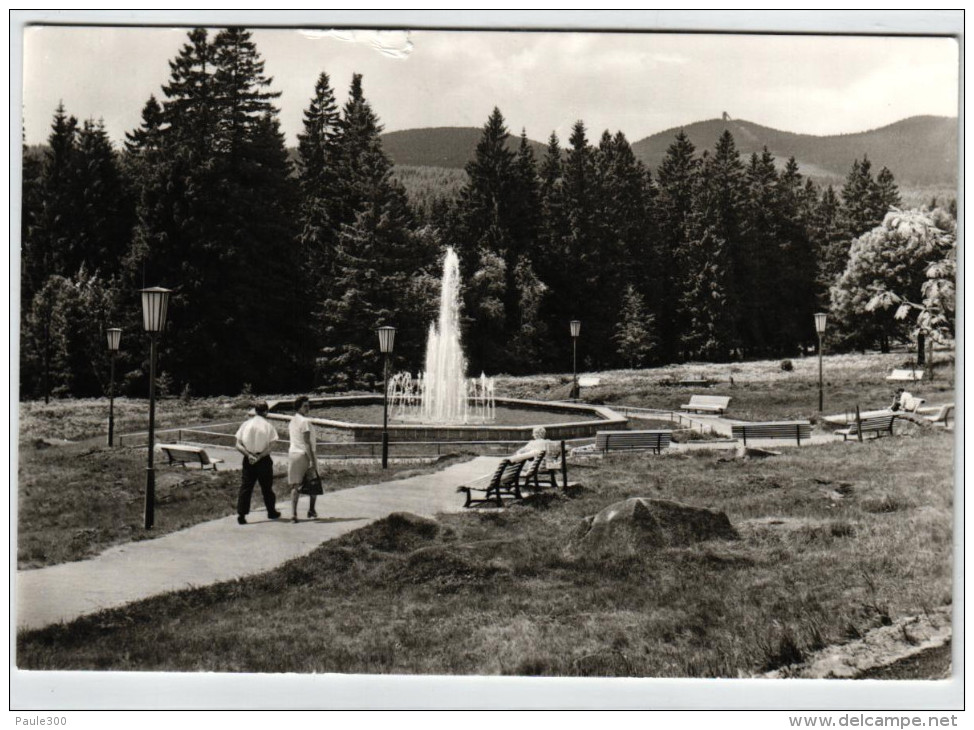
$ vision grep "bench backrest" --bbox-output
[595,430,672,451]
[851,415,896,433]
[931,404,954,424]
[520,452,544,480]
[731,422,812,440]
[160,444,207,462]
[687,395,730,409]
[889,369,924,381]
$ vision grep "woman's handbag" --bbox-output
[299,473,323,495]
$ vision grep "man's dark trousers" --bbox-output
[237,455,276,517]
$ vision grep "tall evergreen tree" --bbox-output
[126,27,303,394]
[738,148,780,356]
[840,155,884,239]
[875,166,902,213]
[653,131,699,362]
[681,131,742,360]
[316,74,435,388]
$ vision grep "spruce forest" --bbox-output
[19,28,957,399]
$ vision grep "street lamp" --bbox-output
[570,320,581,399]
[106,328,122,446]
[377,325,396,469]
[814,312,828,413]
[140,287,171,529]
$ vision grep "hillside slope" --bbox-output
[630,116,957,187]
[379,116,957,188]
[380,127,547,169]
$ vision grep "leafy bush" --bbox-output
[780,360,794,372]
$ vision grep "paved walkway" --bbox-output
[16,456,501,632]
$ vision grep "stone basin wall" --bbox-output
[268,395,627,443]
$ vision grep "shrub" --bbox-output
[780,360,794,372]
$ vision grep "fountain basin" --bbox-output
[268,396,627,443]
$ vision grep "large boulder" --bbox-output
[569,498,737,555]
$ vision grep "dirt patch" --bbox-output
[760,606,952,679]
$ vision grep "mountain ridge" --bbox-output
[379,115,958,188]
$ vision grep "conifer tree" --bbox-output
[681,132,742,360]
[840,155,884,239]
[739,148,780,356]
[875,166,902,212]
[653,131,699,361]
[316,74,435,388]
[127,27,302,394]
[613,284,657,368]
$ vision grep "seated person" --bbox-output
[517,427,562,487]
[890,388,905,412]
[517,426,550,462]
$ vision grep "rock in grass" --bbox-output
[736,445,782,459]
[569,498,737,555]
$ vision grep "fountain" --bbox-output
[268,247,625,445]
[383,247,497,425]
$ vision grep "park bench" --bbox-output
[924,403,954,428]
[594,430,672,455]
[578,375,601,388]
[680,394,731,415]
[678,378,711,387]
[158,443,224,471]
[887,369,924,382]
[834,414,897,441]
[731,421,812,446]
[517,441,568,490]
[458,452,532,507]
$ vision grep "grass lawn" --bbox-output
[15,351,956,675]
[16,438,475,569]
[18,425,953,676]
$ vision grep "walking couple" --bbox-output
[234,396,322,525]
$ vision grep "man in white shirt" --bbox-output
[234,400,282,525]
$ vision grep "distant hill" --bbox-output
[379,116,957,189]
[632,115,957,188]
[380,126,548,169]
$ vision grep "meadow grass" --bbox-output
[18,425,953,676]
[16,438,474,569]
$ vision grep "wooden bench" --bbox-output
[731,421,812,446]
[158,443,224,471]
[835,414,897,441]
[595,430,672,455]
[678,379,711,387]
[924,404,954,428]
[681,394,731,415]
[458,453,531,507]
[887,369,924,382]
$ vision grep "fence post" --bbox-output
[560,440,568,489]
[855,405,864,443]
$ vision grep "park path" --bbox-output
[16,455,501,632]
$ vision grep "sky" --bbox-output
[20,24,959,149]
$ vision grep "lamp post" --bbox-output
[106,328,122,446]
[377,325,396,469]
[814,312,828,413]
[140,287,171,529]
[570,320,581,399]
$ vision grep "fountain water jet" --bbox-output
[385,247,497,424]
[421,247,470,423]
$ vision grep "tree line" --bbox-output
[19,27,953,400]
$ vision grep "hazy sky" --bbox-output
[21,25,959,148]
